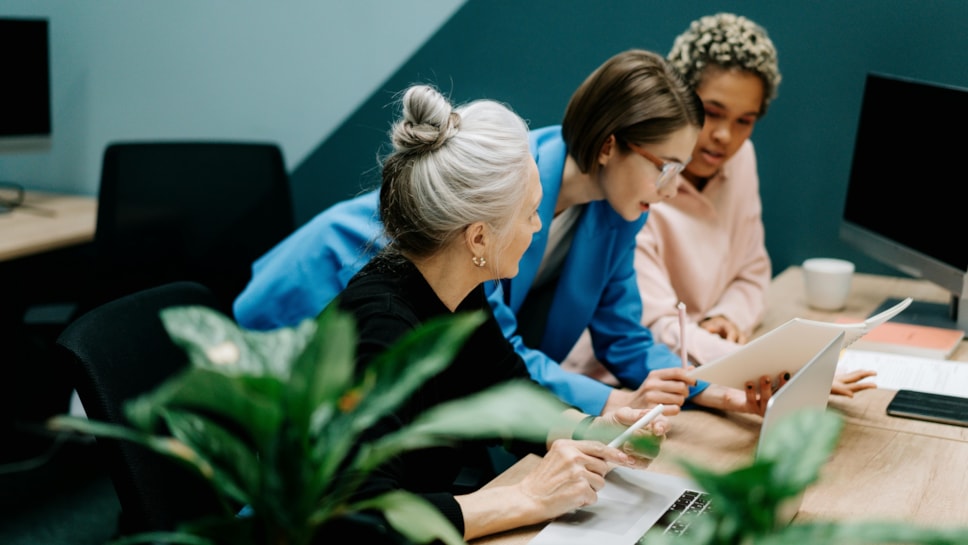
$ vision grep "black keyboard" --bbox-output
[639,489,713,541]
[886,389,968,427]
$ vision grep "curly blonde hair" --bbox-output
[667,12,781,116]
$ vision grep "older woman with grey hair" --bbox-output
[334,83,671,543]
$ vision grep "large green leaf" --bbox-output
[161,410,263,506]
[160,306,315,379]
[288,304,359,435]
[677,459,780,537]
[309,311,487,482]
[48,415,215,480]
[347,311,487,433]
[351,490,466,545]
[358,380,569,472]
[125,368,285,449]
[756,409,843,493]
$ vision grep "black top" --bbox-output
[332,253,544,535]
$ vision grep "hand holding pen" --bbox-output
[603,404,667,468]
[530,406,668,517]
[608,403,665,448]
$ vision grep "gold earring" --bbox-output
[472,256,487,267]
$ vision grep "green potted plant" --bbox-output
[56,301,963,545]
[641,408,968,545]
[49,304,659,545]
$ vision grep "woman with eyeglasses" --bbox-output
[565,13,876,408]
[235,49,755,417]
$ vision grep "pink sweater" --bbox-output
[564,140,771,379]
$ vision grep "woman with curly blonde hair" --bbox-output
[640,12,782,367]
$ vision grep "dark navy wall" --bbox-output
[291,0,968,277]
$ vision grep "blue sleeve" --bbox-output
[585,228,709,399]
[233,191,385,330]
[486,282,617,415]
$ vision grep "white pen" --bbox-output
[607,404,664,448]
[677,301,687,368]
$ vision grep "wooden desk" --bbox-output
[0,191,97,262]
[472,266,968,544]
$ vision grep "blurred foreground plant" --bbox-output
[50,304,586,545]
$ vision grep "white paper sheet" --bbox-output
[838,349,968,397]
[689,298,913,389]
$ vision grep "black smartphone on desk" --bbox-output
[886,389,968,428]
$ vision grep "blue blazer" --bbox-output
[490,126,701,414]
[233,190,384,331]
[233,125,704,414]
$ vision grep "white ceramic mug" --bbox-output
[802,258,855,311]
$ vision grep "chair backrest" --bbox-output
[93,141,295,315]
[54,281,224,535]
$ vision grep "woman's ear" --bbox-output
[464,221,488,258]
[598,134,616,166]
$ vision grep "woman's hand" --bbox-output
[693,371,789,416]
[515,439,640,521]
[603,367,696,416]
[831,369,877,397]
[457,439,637,539]
[700,315,748,344]
[589,405,669,465]
[596,404,670,437]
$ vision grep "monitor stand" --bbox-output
[871,297,960,331]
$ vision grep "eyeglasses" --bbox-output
[627,143,688,190]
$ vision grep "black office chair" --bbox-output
[53,281,228,536]
[11,142,295,460]
[89,140,296,315]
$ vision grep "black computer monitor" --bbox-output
[839,72,968,332]
[0,17,52,153]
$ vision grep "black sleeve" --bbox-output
[350,413,466,537]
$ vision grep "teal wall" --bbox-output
[4,1,966,279]
[293,0,968,277]
[0,1,465,195]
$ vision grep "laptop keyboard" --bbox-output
[639,489,713,541]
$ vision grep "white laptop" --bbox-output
[528,331,845,545]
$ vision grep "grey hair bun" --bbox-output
[391,85,461,153]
